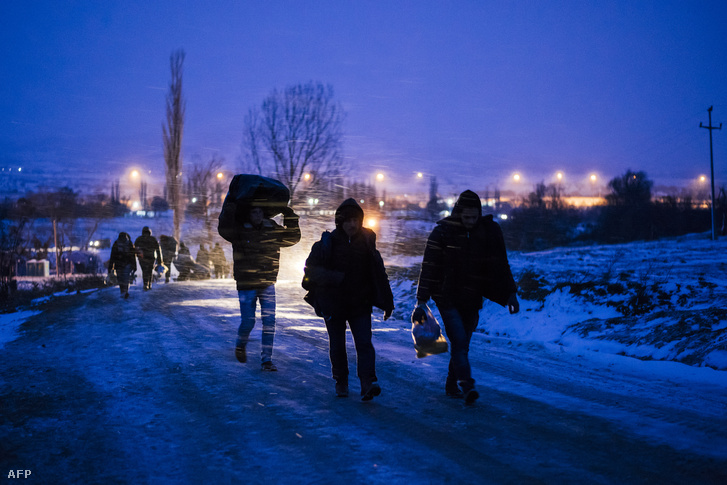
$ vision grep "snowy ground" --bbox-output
[2,217,727,483]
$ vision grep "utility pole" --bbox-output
[700,106,722,241]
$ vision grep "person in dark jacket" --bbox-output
[196,243,212,280]
[218,204,301,370]
[134,226,163,291]
[415,190,519,404]
[108,232,136,299]
[159,235,178,283]
[303,198,395,400]
[210,242,228,278]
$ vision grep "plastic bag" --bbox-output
[106,270,118,286]
[411,304,448,358]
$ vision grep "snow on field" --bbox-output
[5,214,727,374]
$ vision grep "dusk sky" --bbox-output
[2,1,727,197]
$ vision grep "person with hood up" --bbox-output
[303,198,395,400]
[108,232,136,299]
[134,226,163,291]
[414,190,519,404]
[218,204,301,371]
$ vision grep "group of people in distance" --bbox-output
[218,189,519,404]
[107,226,229,299]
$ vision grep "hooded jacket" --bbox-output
[303,198,394,318]
[134,227,162,266]
[416,190,517,309]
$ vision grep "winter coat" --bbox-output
[417,213,517,310]
[134,229,162,267]
[109,234,136,274]
[218,207,301,291]
[303,199,395,318]
[159,235,178,266]
[196,246,211,270]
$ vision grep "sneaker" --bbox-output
[464,388,480,405]
[261,361,278,371]
[235,346,247,363]
[335,382,349,397]
[361,382,381,401]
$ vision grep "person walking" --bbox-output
[210,242,228,278]
[218,204,301,371]
[159,235,178,283]
[108,232,136,299]
[303,198,394,400]
[134,226,163,291]
[196,243,212,279]
[414,190,519,404]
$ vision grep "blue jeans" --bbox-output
[438,305,480,391]
[237,285,276,363]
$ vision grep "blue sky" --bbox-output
[2,0,726,196]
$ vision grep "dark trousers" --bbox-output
[439,305,480,391]
[324,312,376,390]
[139,261,154,289]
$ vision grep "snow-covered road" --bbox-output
[2,276,726,484]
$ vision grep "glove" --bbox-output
[383,309,393,321]
[507,293,520,314]
[411,304,427,324]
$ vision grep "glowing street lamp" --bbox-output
[376,173,385,182]
[216,172,224,180]
[590,174,597,183]
[700,175,707,183]
[556,171,564,181]
[416,172,423,179]
[130,169,140,179]
[303,173,311,181]
[513,173,521,182]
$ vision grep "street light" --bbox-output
[556,171,564,181]
[376,173,385,182]
[513,173,521,182]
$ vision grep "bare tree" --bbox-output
[242,81,345,205]
[187,156,225,242]
[163,49,186,242]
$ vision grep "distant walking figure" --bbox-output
[159,235,178,283]
[134,226,163,291]
[109,232,136,299]
[303,198,394,400]
[414,190,519,404]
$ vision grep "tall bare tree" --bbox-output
[163,49,186,241]
[187,156,225,242]
[242,81,345,205]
